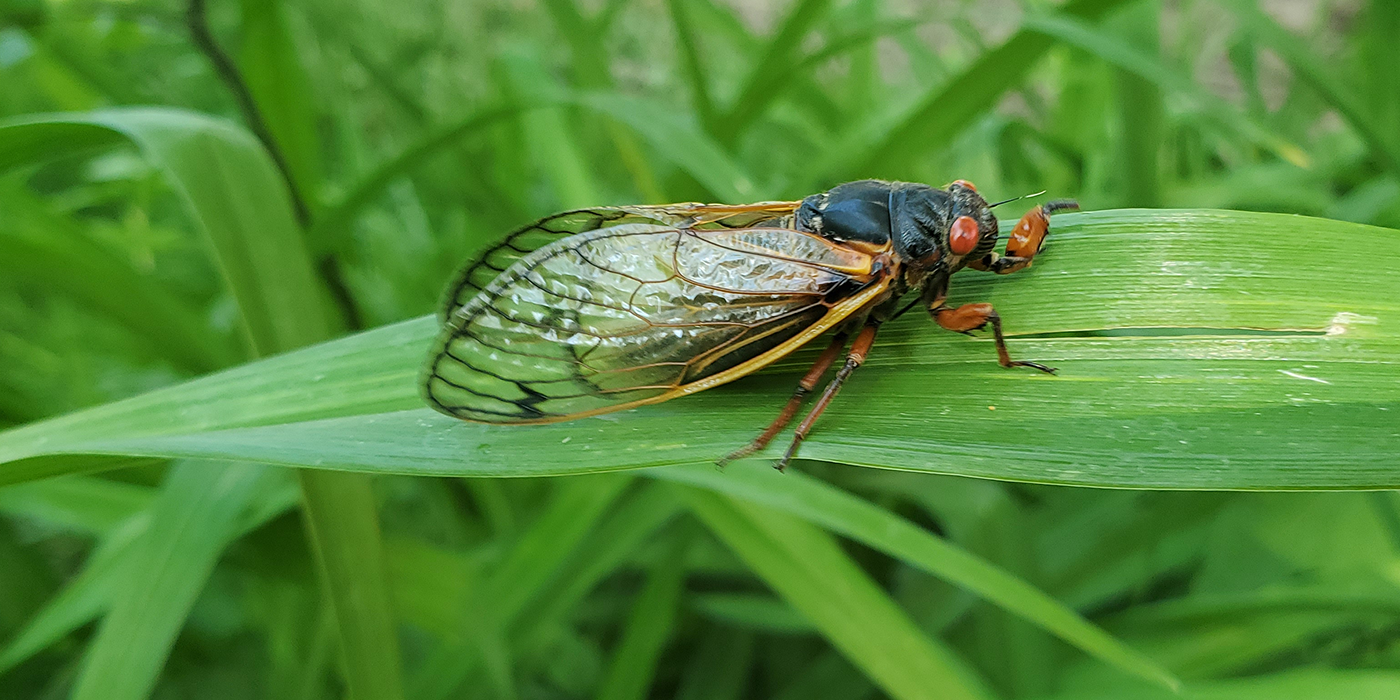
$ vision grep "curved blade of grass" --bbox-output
[572,92,756,201]
[70,461,270,700]
[0,108,404,699]
[1220,0,1400,178]
[1022,11,1308,167]
[681,485,993,700]
[0,209,1394,490]
[824,0,1134,181]
[308,106,520,255]
[0,120,124,171]
[594,531,688,700]
[650,462,1178,691]
[712,0,831,143]
[1035,669,1400,700]
[0,475,297,676]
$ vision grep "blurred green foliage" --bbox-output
[1,0,1399,699]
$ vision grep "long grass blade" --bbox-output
[653,462,1178,690]
[2,210,1393,489]
[823,0,1134,181]
[681,485,994,700]
[0,108,408,700]
[70,461,270,700]
[593,531,688,700]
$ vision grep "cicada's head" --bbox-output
[941,180,999,268]
[891,180,998,275]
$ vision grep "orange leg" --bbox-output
[775,323,881,472]
[718,333,849,467]
[934,303,1055,374]
[972,200,1079,274]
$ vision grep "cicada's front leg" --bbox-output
[970,200,1079,275]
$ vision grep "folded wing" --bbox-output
[424,224,891,423]
[436,201,804,320]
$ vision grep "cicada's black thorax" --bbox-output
[795,179,999,278]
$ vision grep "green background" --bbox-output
[1,0,1398,699]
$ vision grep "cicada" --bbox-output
[423,179,1077,470]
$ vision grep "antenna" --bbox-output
[988,190,1046,208]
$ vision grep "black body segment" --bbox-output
[797,179,894,245]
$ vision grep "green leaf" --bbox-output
[70,461,271,700]
[0,108,401,699]
[573,92,756,201]
[824,0,1134,180]
[1022,11,1308,168]
[0,476,154,535]
[408,474,632,700]
[0,108,337,354]
[652,462,1178,691]
[238,0,324,204]
[680,485,994,700]
[1,209,1394,490]
[594,530,688,700]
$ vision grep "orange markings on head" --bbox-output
[949,215,980,256]
[1006,205,1049,258]
[950,179,977,192]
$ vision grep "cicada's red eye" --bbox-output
[949,215,979,256]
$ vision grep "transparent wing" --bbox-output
[436,201,802,320]
[424,224,891,423]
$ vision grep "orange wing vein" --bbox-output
[436,201,804,321]
[423,223,893,423]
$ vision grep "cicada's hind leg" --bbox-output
[932,302,1055,374]
[774,322,881,472]
[970,200,1079,275]
[718,332,849,467]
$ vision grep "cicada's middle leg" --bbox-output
[932,302,1055,374]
